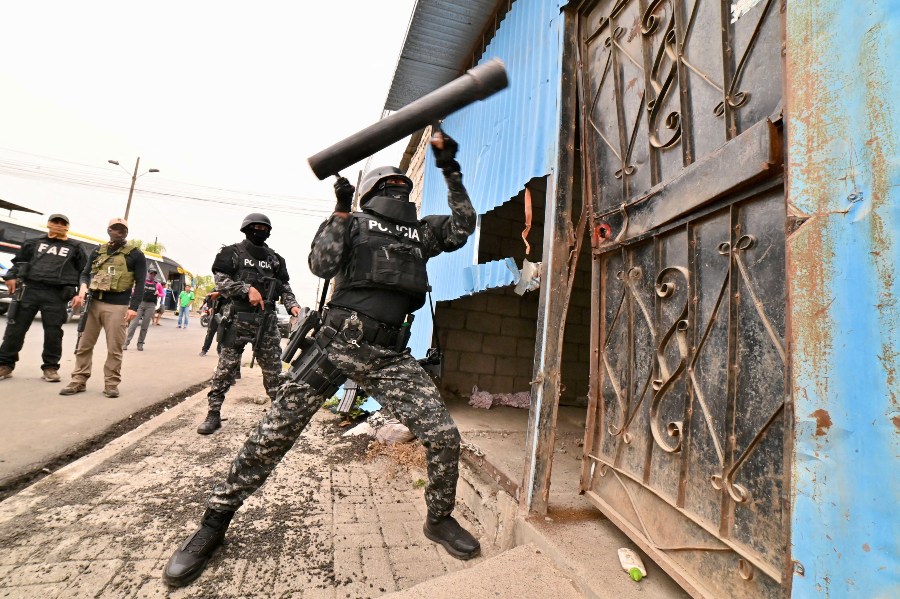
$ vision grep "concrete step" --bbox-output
[381,543,586,599]
[516,500,691,599]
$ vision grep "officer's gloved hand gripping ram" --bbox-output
[287,130,475,395]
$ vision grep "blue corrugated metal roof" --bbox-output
[408,0,565,356]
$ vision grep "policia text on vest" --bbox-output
[163,137,483,588]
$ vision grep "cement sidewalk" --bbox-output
[0,368,585,598]
[0,314,213,491]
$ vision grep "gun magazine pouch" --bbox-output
[221,312,261,348]
[287,326,346,397]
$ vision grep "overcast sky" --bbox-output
[0,0,416,305]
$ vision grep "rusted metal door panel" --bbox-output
[589,188,788,598]
[578,0,787,597]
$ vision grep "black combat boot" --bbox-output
[196,411,221,435]
[423,512,481,560]
[163,508,234,587]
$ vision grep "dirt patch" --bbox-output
[0,379,210,502]
[318,418,375,464]
[366,440,427,478]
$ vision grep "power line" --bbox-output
[0,156,333,217]
[0,146,332,204]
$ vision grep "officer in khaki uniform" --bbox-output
[60,218,146,398]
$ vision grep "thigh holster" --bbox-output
[287,325,346,397]
[220,312,259,349]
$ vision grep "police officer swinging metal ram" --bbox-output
[163,131,481,587]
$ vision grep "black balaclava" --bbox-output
[373,181,411,202]
[245,229,270,247]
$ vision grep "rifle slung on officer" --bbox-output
[6,263,29,325]
[281,307,319,364]
[75,291,93,354]
[250,276,280,368]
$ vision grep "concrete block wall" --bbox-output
[478,178,547,266]
[433,282,591,406]
[433,287,541,399]
[404,126,431,216]
[560,245,592,407]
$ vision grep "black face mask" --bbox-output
[377,183,411,201]
[108,239,126,251]
[245,230,270,246]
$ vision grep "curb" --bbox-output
[0,385,209,516]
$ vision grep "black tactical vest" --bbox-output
[141,279,159,302]
[26,237,82,286]
[337,211,430,303]
[229,241,279,311]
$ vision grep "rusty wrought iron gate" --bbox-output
[577,0,788,597]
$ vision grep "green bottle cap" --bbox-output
[629,567,643,582]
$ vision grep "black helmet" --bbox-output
[240,213,272,232]
[358,166,413,204]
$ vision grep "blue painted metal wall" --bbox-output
[787,1,900,596]
[410,0,566,356]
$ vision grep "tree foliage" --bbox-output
[130,239,167,255]
[193,274,215,295]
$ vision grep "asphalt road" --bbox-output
[0,311,221,486]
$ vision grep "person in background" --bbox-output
[0,213,87,382]
[177,284,194,328]
[124,266,163,351]
[153,283,171,325]
[199,290,224,357]
[60,218,145,398]
[194,213,299,435]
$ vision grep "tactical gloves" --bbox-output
[334,177,355,213]
[432,132,460,175]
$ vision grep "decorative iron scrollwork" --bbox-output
[606,266,653,441]
[644,4,682,149]
[640,0,666,36]
[649,266,689,453]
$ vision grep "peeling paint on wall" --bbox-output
[787,0,900,597]
[732,0,765,22]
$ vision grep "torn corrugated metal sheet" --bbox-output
[787,1,900,597]
[462,258,519,295]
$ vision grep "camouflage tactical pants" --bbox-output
[207,316,282,412]
[207,332,461,518]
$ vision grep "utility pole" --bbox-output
[108,157,159,222]
[125,157,140,221]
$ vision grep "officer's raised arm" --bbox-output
[308,180,354,278]
[421,131,477,258]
